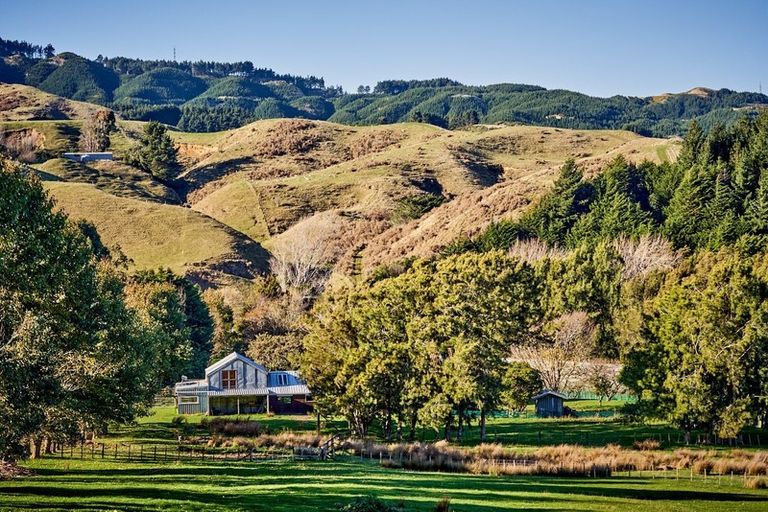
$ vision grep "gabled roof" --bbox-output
[205,352,267,376]
[532,390,567,401]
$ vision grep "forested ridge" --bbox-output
[2,36,766,134]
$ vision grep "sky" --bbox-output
[2,0,767,98]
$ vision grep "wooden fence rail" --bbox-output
[49,442,293,464]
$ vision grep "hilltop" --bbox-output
[0,83,105,121]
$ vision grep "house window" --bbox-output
[179,395,199,404]
[277,374,288,386]
[222,370,237,389]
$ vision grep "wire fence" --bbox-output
[46,442,293,464]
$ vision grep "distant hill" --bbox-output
[38,54,120,103]
[114,67,208,106]
[2,36,766,136]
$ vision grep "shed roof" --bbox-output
[205,351,267,376]
[532,390,567,401]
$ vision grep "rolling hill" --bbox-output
[43,179,269,286]
[166,119,677,282]
[114,67,208,106]
[3,39,765,136]
[2,103,677,290]
[0,83,105,121]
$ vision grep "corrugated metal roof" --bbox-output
[268,384,310,395]
[175,379,207,391]
[532,390,567,400]
[207,384,311,397]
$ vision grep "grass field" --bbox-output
[105,401,768,451]
[3,401,767,511]
[4,456,768,511]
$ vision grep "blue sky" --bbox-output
[2,0,766,97]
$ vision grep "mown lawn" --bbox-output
[2,457,767,512]
[120,402,768,451]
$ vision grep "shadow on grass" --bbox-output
[12,460,767,512]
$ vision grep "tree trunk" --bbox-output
[457,410,464,442]
[408,412,418,442]
[443,417,452,442]
[480,409,487,442]
[30,437,42,459]
[44,438,53,455]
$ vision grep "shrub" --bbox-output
[338,496,404,512]
[745,477,768,489]
[201,418,266,437]
[692,459,714,475]
[434,498,451,512]
[633,439,661,451]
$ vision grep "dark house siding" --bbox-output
[268,394,313,414]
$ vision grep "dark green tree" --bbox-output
[127,121,180,180]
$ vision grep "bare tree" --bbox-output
[510,311,595,392]
[79,110,116,152]
[269,217,334,306]
[614,234,681,280]
[507,238,567,263]
[585,362,624,402]
[0,130,40,163]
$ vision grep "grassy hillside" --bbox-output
[0,83,105,121]
[3,114,676,288]
[167,119,676,279]
[43,181,268,283]
[37,158,180,203]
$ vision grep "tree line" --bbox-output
[0,155,213,462]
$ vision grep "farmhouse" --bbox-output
[533,390,567,418]
[174,352,312,415]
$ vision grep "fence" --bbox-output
[47,442,293,464]
[490,409,620,419]
[618,466,768,487]
[563,392,637,402]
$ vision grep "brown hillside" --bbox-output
[0,83,105,121]
[171,120,676,280]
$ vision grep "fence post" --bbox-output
[154,446,157,462]
[101,444,105,459]
[140,445,144,461]
[128,445,131,462]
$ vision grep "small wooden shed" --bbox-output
[533,390,567,417]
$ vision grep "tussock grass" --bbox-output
[335,439,768,478]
